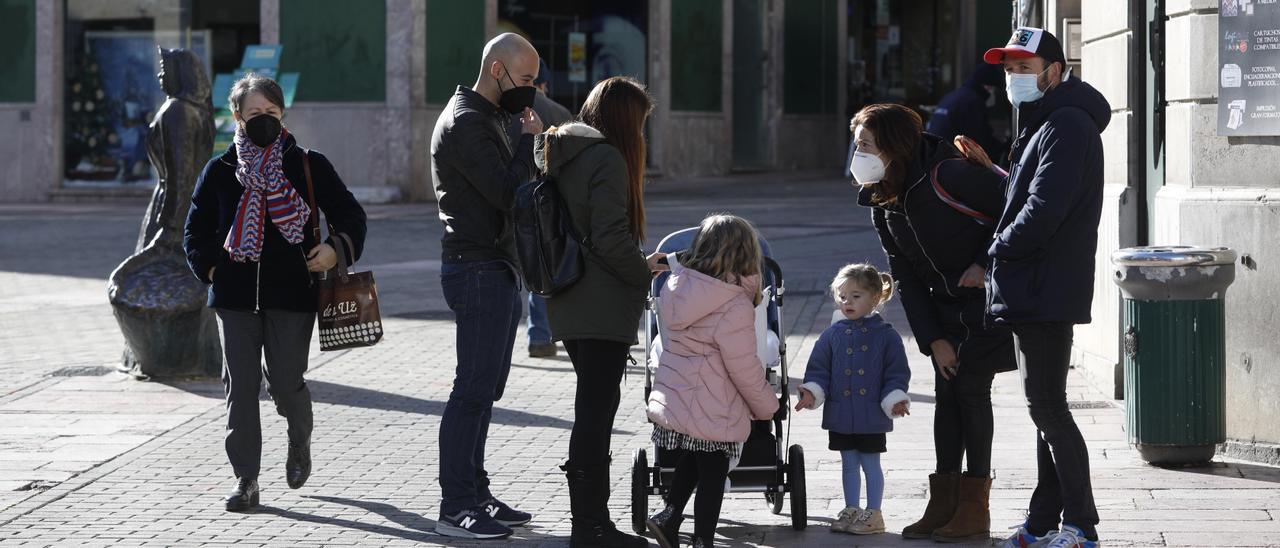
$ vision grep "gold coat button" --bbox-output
[846,347,854,355]
[861,345,869,352]
[859,388,867,395]
[843,389,852,397]
[862,328,869,333]
[845,329,853,335]
[858,369,865,375]
[845,369,853,376]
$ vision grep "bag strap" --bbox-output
[301,148,351,282]
[930,158,995,226]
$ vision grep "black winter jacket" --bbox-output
[431,86,537,264]
[183,134,367,313]
[860,134,1015,372]
[987,76,1111,325]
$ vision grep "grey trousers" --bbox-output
[216,308,315,481]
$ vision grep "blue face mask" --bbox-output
[1006,66,1050,107]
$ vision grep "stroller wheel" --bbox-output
[765,489,783,515]
[631,448,649,535]
[788,444,807,530]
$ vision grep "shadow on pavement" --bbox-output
[296,496,573,547]
[308,380,582,431]
[1158,460,1280,484]
[256,503,437,543]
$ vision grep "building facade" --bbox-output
[1021,0,1280,463]
[2,0,1015,204]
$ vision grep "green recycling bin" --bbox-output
[1112,246,1236,465]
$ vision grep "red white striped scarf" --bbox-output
[224,127,311,262]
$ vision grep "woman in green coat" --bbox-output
[534,76,661,548]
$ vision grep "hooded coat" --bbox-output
[859,134,1016,373]
[534,123,651,344]
[987,75,1112,325]
[646,256,779,443]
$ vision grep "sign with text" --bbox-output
[1219,0,1280,136]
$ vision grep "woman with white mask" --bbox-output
[848,103,1016,543]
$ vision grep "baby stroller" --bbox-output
[630,226,808,534]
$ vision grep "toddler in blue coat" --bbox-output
[796,263,911,535]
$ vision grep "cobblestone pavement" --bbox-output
[2,173,1279,547]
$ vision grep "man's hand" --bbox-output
[795,388,816,411]
[931,338,959,380]
[955,135,993,169]
[307,243,338,272]
[521,107,544,135]
[891,400,910,417]
[959,263,986,289]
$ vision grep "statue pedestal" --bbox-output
[109,243,221,379]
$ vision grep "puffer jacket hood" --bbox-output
[662,262,761,331]
[1017,75,1111,136]
[535,122,606,176]
[647,257,778,443]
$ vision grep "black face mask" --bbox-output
[495,63,536,114]
[244,114,282,148]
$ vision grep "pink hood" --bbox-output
[646,260,778,443]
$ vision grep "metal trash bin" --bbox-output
[1112,246,1236,465]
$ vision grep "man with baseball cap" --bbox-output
[982,27,1108,548]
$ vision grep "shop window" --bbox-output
[783,0,838,115]
[63,0,259,187]
[279,0,385,102]
[498,0,648,113]
[0,0,36,103]
[426,0,485,104]
[670,0,722,112]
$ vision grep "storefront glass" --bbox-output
[63,0,258,187]
[497,0,648,112]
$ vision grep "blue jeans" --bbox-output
[527,292,551,345]
[438,260,522,515]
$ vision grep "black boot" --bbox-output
[646,505,683,548]
[224,478,260,512]
[690,535,712,547]
[562,462,648,548]
[286,440,311,489]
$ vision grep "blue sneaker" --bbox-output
[1036,525,1099,548]
[1000,523,1046,548]
[481,497,532,527]
[435,507,513,539]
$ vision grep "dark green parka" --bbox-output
[534,122,651,344]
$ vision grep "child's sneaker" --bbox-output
[1000,523,1047,548]
[831,507,863,533]
[849,508,886,535]
[1034,525,1099,548]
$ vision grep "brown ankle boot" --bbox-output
[901,473,959,539]
[932,475,991,543]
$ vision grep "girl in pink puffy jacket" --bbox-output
[645,214,781,548]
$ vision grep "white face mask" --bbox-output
[1006,67,1050,107]
[850,151,886,185]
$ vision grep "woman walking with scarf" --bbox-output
[183,74,366,512]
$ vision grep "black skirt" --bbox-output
[829,432,887,453]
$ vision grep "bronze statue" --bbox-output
[108,48,221,379]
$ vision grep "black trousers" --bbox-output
[665,450,730,543]
[563,339,629,468]
[216,308,315,481]
[933,362,996,477]
[1015,323,1099,539]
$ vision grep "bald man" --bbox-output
[430,33,543,540]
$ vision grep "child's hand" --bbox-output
[795,388,815,411]
[892,400,910,417]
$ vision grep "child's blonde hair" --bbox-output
[830,263,895,307]
[680,214,764,305]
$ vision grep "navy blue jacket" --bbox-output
[926,71,1001,158]
[801,315,911,435]
[860,135,1016,373]
[987,76,1111,325]
[183,134,367,313]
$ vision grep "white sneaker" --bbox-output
[1000,523,1048,548]
[1035,525,1099,548]
[831,507,863,533]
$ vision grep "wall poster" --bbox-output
[1219,0,1280,136]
